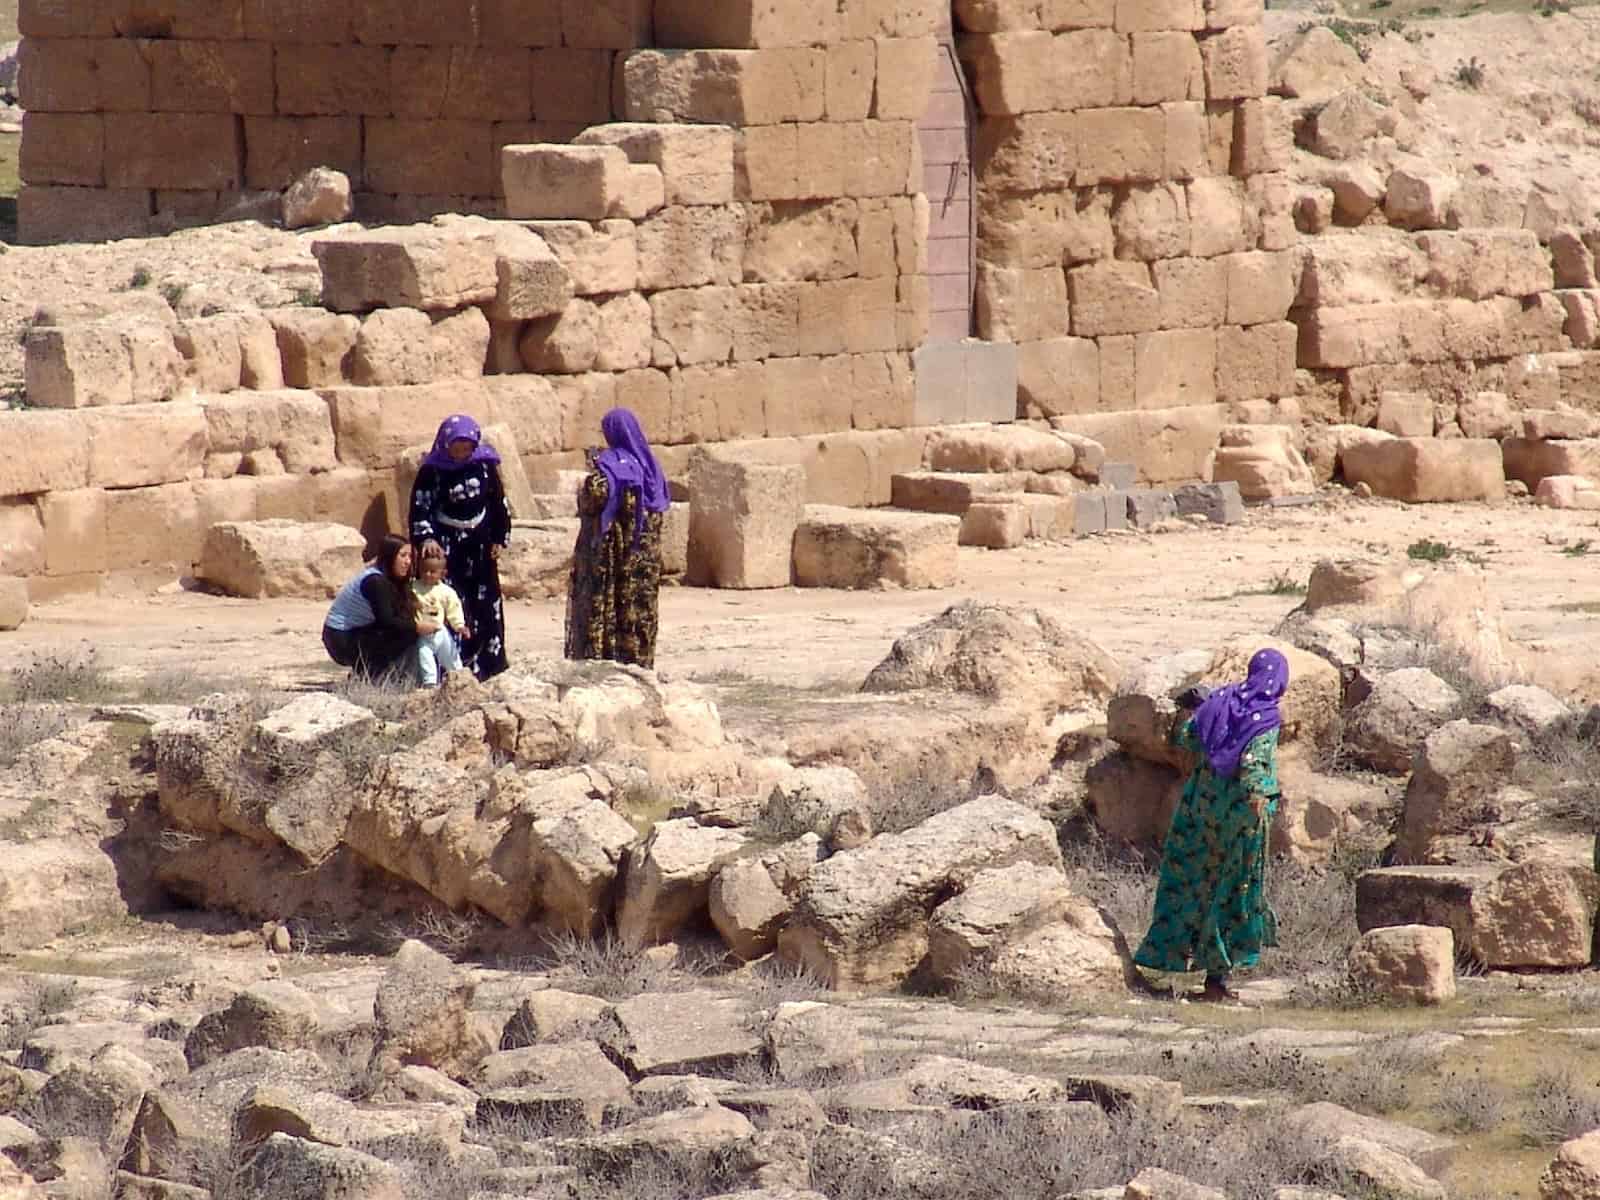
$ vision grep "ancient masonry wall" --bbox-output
[3,0,1306,596]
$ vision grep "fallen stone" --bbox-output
[184,981,322,1069]
[282,167,352,230]
[1344,668,1461,774]
[616,818,750,947]
[197,520,366,600]
[597,991,763,1077]
[1393,720,1515,864]
[764,1001,865,1082]
[1347,925,1455,1006]
[793,506,959,589]
[370,939,492,1078]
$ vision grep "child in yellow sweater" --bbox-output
[411,540,471,686]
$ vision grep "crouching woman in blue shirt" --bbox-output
[322,536,425,684]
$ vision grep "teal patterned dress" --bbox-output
[1133,720,1280,976]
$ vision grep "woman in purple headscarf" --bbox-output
[1134,647,1289,1002]
[408,415,511,680]
[564,408,672,669]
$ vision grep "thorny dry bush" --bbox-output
[1432,1068,1512,1134]
[1516,711,1600,830]
[1523,1068,1600,1146]
[0,977,78,1050]
[0,702,68,768]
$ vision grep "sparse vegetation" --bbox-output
[531,929,703,1000]
[125,266,153,290]
[1515,713,1600,827]
[1434,1069,1512,1132]
[4,647,111,702]
[160,281,189,308]
[1563,538,1592,557]
[0,703,70,769]
[1407,537,1459,563]
[1455,55,1487,87]
[1523,1068,1600,1144]
[0,977,78,1050]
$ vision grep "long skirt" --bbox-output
[565,504,664,669]
[435,529,508,681]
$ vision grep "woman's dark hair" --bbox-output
[374,534,411,579]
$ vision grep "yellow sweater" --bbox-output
[410,579,466,633]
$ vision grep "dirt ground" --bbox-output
[8,492,1600,698]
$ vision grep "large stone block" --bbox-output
[86,405,208,490]
[973,113,1078,193]
[18,113,104,188]
[0,499,46,578]
[1068,261,1160,337]
[201,389,338,475]
[975,264,1070,343]
[687,456,805,588]
[1199,23,1266,98]
[794,506,958,590]
[1223,250,1297,327]
[147,39,273,114]
[521,219,639,296]
[312,223,499,313]
[1018,337,1100,419]
[104,113,241,190]
[1051,404,1224,483]
[1131,31,1203,104]
[0,411,91,499]
[502,144,629,221]
[624,48,826,125]
[17,186,153,246]
[575,123,736,206]
[1135,328,1216,409]
[1415,229,1554,301]
[199,520,366,600]
[637,205,748,291]
[1075,106,1164,184]
[1340,437,1506,503]
[268,309,360,389]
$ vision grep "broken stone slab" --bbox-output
[596,990,763,1078]
[904,1056,1064,1108]
[616,818,750,947]
[1124,488,1177,529]
[1393,720,1516,863]
[889,470,1030,515]
[779,798,1063,990]
[1344,667,1462,775]
[1125,1168,1228,1200]
[1329,1136,1447,1198]
[793,505,959,590]
[1058,1073,1183,1122]
[197,519,366,601]
[925,425,1077,474]
[1347,924,1455,1006]
[238,1133,405,1198]
[764,1001,865,1082]
[926,863,1075,981]
[183,981,322,1069]
[370,939,493,1079]
[552,1103,755,1176]
[1171,481,1244,524]
[472,1042,631,1128]
[1106,648,1213,769]
[499,990,610,1049]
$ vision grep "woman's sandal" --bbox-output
[1196,977,1250,1005]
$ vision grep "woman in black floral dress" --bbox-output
[565,408,670,669]
[408,415,511,680]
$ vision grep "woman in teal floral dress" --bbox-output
[1134,648,1288,1002]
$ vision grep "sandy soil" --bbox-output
[8,492,1600,699]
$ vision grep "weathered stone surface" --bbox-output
[597,991,763,1077]
[926,863,1074,980]
[1341,437,1506,504]
[617,819,750,947]
[765,1001,865,1081]
[1469,862,1600,969]
[312,222,498,313]
[1212,425,1315,500]
[1542,1130,1600,1200]
[709,856,793,961]
[197,520,366,600]
[687,456,804,589]
[184,981,321,1069]
[1106,649,1212,769]
[779,798,1063,990]
[1283,1101,1457,1179]
[371,939,492,1078]
[239,1133,405,1200]
[0,578,27,630]
[1394,720,1516,864]
[283,166,352,230]
[1484,684,1571,734]
[960,500,1029,549]
[926,425,1076,474]
[1344,668,1461,774]
[793,505,958,590]
[1125,1168,1227,1200]
[500,990,610,1049]
[473,1042,630,1127]
[1347,924,1455,1006]
[33,1045,155,1151]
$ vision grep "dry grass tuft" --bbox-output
[1523,1067,1600,1145]
[0,977,78,1050]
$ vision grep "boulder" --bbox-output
[617,819,750,947]
[500,520,579,600]
[862,602,1120,715]
[1542,1130,1600,1200]
[1084,751,1184,844]
[1330,1137,1446,1200]
[556,1104,755,1178]
[1271,25,1363,101]
[0,577,28,630]
[238,1133,405,1199]
[793,506,959,590]
[597,991,764,1077]
[977,910,1133,998]
[1535,475,1600,511]
[370,940,492,1079]
[778,798,1062,990]
[906,1056,1063,1108]
[282,167,352,230]
[1344,668,1461,774]
[757,770,871,841]
[120,1090,229,1185]
[1307,89,1391,160]
[499,990,610,1049]
[926,863,1075,981]
[184,981,321,1069]
[311,221,498,313]
[521,774,639,937]
[472,1042,630,1127]
[1347,925,1455,1006]
[1485,685,1571,734]
[1393,721,1515,865]
[1125,1169,1228,1200]
[33,1045,156,1152]
[764,1001,866,1082]
[1283,1101,1456,1178]
[197,520,366,600]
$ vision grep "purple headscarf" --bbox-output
[1193,648,1289,778]
[422,414,501,471]
[595,408,670,543]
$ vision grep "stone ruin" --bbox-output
[3,0,1295,598]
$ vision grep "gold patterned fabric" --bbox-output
[564,470,664,669]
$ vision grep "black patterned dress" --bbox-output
[408,461,511,680]
[564,471,664,669]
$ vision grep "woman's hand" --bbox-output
[417,619,440,636]
[489,544,502,562]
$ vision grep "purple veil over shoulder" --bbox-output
[596,408,670,543]
[422,414,501,471]
[1192,648,1289,778]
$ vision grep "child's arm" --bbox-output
[445,587,470,637]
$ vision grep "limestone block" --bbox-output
[961,31,1058,114]
[1075,106,1164,184]
[1135,328,1216,409]
[24,321,184,410]
[351,308,436,387]
[312,224,498,313]
[1385,167,1457,233]
[198,520,365,600]
[521,219,638,296]
[843,119,920,198]
[1223,250,1297,327]
[624,48,827,125]
[0,412,90,500]
[960,501,1029,548]
[1115,0,1201,31]
[591,294,653,372]
[974,113,1078,194]
[105,113,241,190]
[1131,31,1202,104]
[927,426,1076,473]
[85,405,207,490]
[201,389,338,475]
[474,224,575,322]
[19,113,105,189]
[520,300,600,374]
[651,288,737,366]
[1199,24,1267,99]
[975,264,1070,343]
[891,470,1030,515]
[1069,261,1160,337]
[874,37,938,119]
[1050,404,1225,484]
[1535,475,1600,511]
[1341,438,1506,503]
[1186,176,1253,256]
[687,457,805,589]
[1376,392,1434,439]
[1296,234,1425,308]
[1271,24,1362,101]
[1152,256,1226,330]
[501,145,623,221]
[1416,229,1553,301]
[1559,290,1600,350]
[1551,228,1597,289]
[1162,99,1208,180]
[1212,426,1315,500]
[1297,302,1449,369]
[575,123,735,207]
[268,309,358,389]
[826,38,877,120]
[793,506,959,589]
[1018,338,1100,418]
[1543,1130,1600,1200]
[654,0,840,47]
[637,205,748,291]
[16,186,152,246]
